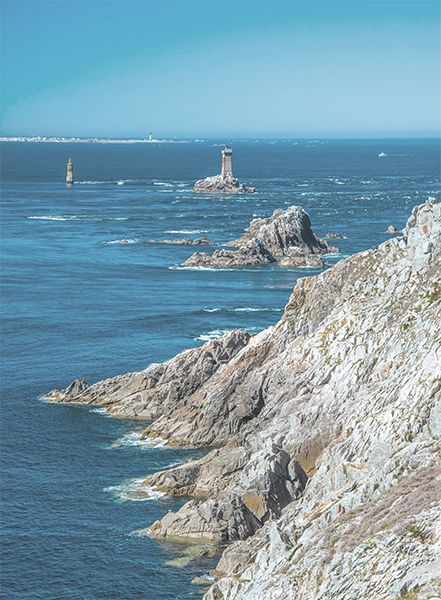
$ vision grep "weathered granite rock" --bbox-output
[184,206,337,269]
[193,174,255,195]
[45,330,250,420]
[386,225,398,234]
[48,198,441,599]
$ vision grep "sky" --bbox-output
[1,0,440,138]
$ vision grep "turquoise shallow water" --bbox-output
[0,139,440,599]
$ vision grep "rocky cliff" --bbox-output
[47,199,441,599]
[184,206,337,269]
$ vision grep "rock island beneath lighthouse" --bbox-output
[193,146,255,194]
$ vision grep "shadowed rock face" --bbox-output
[183,206,338,269]
[45,330,250,420]
[47,199,441,600]
[193,174,255,194]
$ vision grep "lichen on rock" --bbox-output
[46,198,441,600]
[184,205,337,269]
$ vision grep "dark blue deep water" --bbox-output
[1,139,440,599]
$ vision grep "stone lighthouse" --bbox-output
[66,159,74,185]
[221,146,233,179]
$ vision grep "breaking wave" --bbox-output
[28,215,128,221]
[104,478,166,503]
[110,431,167,449]
[89,407,108,415]
[194,326,263,341]
[103,239,139,245]
[203,307,282,313]
[194,329,234,341]
[165,229,208,234]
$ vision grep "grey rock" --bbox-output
[44,330,250,421]
[184,206,337,269]
[48,198,441,600]
[193,174,255,195]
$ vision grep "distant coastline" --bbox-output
[0,136,197,144]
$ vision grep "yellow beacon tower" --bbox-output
[66,159,74,185]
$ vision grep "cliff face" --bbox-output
[47,199,441,599]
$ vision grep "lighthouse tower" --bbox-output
[66,159,74,185]
[221,146,233,179]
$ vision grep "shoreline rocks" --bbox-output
[184,206,338,269]
[47,198,441,599]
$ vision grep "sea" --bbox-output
[0,139,440,600]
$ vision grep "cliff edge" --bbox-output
[47,199,441,599]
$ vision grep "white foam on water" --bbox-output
[231,307,283,313]
[28,215,129,222]
[128,528,151,538]
[165,229,208,234]
[153,182,173,186]
[203,306,282,313]
[104,239,139,245]
[110,431,167,449]
[194,329,233,341]
[194,326,262,341]
[169,266,268,272]
[89,407,108,415]
[104,478,166,503]
[77,180,111,185]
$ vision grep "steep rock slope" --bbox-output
[48,199,441,599]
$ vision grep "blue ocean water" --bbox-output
[0,139,439,600]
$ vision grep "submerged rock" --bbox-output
[184,206,337,268]
[48,198,441,599]
[325,231,346,239]
[149,237,213,245]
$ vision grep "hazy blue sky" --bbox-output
[1,1,440,137]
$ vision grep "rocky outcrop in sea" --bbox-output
[184,206,337,268]
[148,237,213,245]
[46,199,441,599]
[193,174,255,194]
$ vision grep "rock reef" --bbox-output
[47,199,441,599]
[149,237,213,245]
[184,206,337,269]
[193,174,255,195]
